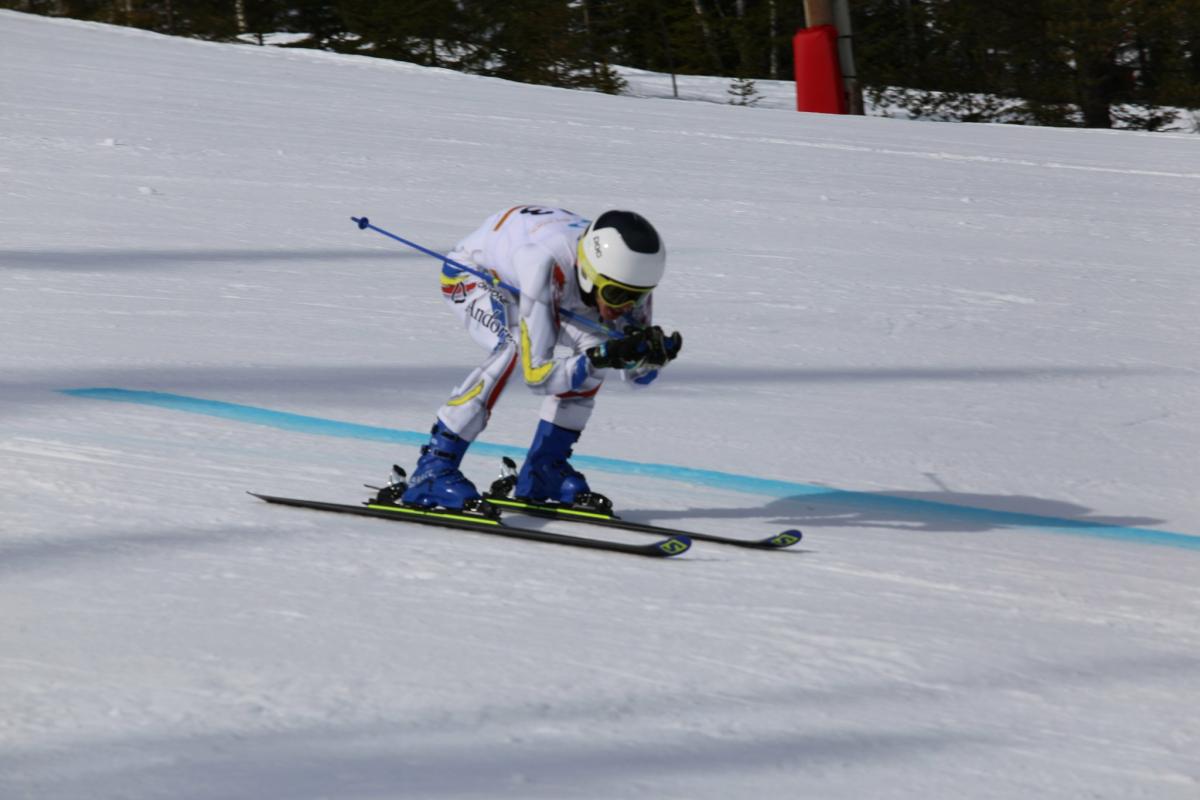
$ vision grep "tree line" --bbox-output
[8,0,810,93]
[856,0,1200,129]
[9,0,1200,129]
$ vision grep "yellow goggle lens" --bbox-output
[577,241,653,308]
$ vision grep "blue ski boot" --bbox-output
[400,420,481,511]
[514,420,611,511]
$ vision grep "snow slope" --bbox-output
[2,11,1199,799]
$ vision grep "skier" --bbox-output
[400,204,682,512]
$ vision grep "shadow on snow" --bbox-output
[624,491,1167,536]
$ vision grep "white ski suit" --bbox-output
[434,205,656,441]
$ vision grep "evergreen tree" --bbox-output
[283,0,348,49]
[334,0,463,66]
[853,0,1200,129]
[727,74,761,105]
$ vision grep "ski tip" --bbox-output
[656,535,692,557]
[765,529,803,548]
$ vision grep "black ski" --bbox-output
[249,492,691,558]
[483,490,802,551]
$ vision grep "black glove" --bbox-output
[586,325,683,370]
[642,326,683,366]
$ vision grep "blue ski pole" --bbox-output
[351,216,619,339]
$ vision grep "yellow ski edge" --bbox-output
[486,496,614,521]
[364,503,502,526]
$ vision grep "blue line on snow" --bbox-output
[61,387,1199,550]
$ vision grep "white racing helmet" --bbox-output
[576,210,666,308]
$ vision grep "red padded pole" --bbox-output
[793,25,846,114]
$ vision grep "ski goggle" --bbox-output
[577,243,654,309]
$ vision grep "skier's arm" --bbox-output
[512,245,594,395]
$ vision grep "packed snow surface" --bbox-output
[2,11,1199,799]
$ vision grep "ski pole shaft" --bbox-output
[352,216,617,338]
[352,216,516,295]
